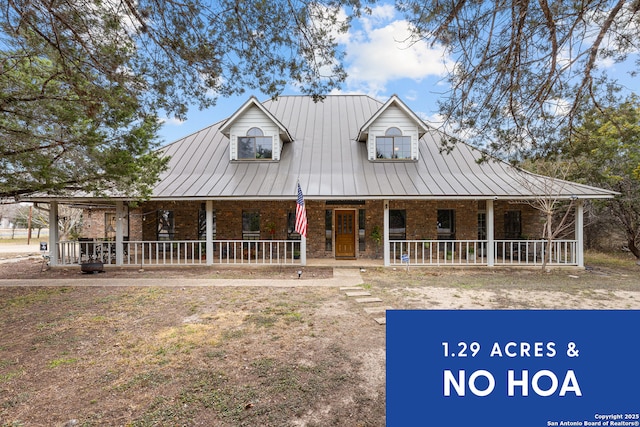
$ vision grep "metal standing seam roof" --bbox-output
[152,95,617,201]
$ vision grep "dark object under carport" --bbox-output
[80,262,104,274]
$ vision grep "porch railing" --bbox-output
[493,239,577,266]
[390,240,488,266]
[390,239,577,266]
[57,240,302,266]
[56,239,576,267]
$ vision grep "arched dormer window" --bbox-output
[376,127,411,159]
[238,127,273,159]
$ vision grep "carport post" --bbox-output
[48,201,59,266]
[206,200,213,265]
[383,200,390,267]
[115,201,124,265]
[575,200,584,268]
[487,199,495,267]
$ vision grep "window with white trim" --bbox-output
[238,127,273,159]
[376,127,411,159]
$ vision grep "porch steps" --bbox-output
[341,282,388,325]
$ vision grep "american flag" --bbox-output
[295,182,308,238]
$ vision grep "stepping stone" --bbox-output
[374,317,386,325]
[363,306,391,315]
[355,297,383,303]
[340,286,363,291]
[345,291,371,297]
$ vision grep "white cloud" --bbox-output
[543,98,571,117]
[339,13,453,96]
[420,112,444,125]
[159,117,185,126]
[405,89,418,101]
[597,57,615,69]
[364,4,397,29]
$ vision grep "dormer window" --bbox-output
[376,127,411,159]
[238,127,273,159]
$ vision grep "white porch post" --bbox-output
[115,201,124,266]
[206,200,213,265]
[487,199,495,267]
[575,200,584,268]
[48,201,59,266]
[300,236,307,266]
[383,200,390,267]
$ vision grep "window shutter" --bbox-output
[230,135,237,160]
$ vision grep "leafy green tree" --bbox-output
[1,0,363,199]
[568,95,640,258]
[1,51,166,199]
[399,0,640,159]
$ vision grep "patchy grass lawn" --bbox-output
[0,284,384,427]
[360,251,640,310]
[1,251,639,426]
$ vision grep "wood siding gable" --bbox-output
[228,105,283,160]
[366,105,420,161]
[220,96,292,161]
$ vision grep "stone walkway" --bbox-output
[0,266,364,288]
[341,269,392,325]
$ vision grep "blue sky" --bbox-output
[156,4,452,144]
[156,3,639,145]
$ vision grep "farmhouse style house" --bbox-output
[37,95,615,268]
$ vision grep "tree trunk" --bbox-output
[627,237,640,259]
[542,212,553,271]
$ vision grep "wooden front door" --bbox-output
[335,210,356,259]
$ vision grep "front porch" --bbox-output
[54,238,578,267]
[46,198,586,269]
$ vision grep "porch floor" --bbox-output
[305,258,385,268]
[82,257,568,269]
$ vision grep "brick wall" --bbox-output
[493,202,543,239]
[140,201,201,240]
[139,201,295,241]
[129,208,143,240]
[388,200,479,241]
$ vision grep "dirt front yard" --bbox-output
[1,253,639,426]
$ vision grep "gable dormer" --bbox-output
[220,96,293,161]
[357,95,429,161]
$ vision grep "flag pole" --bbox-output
[295,180,307,266]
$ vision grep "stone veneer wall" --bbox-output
[79,208,109,239]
